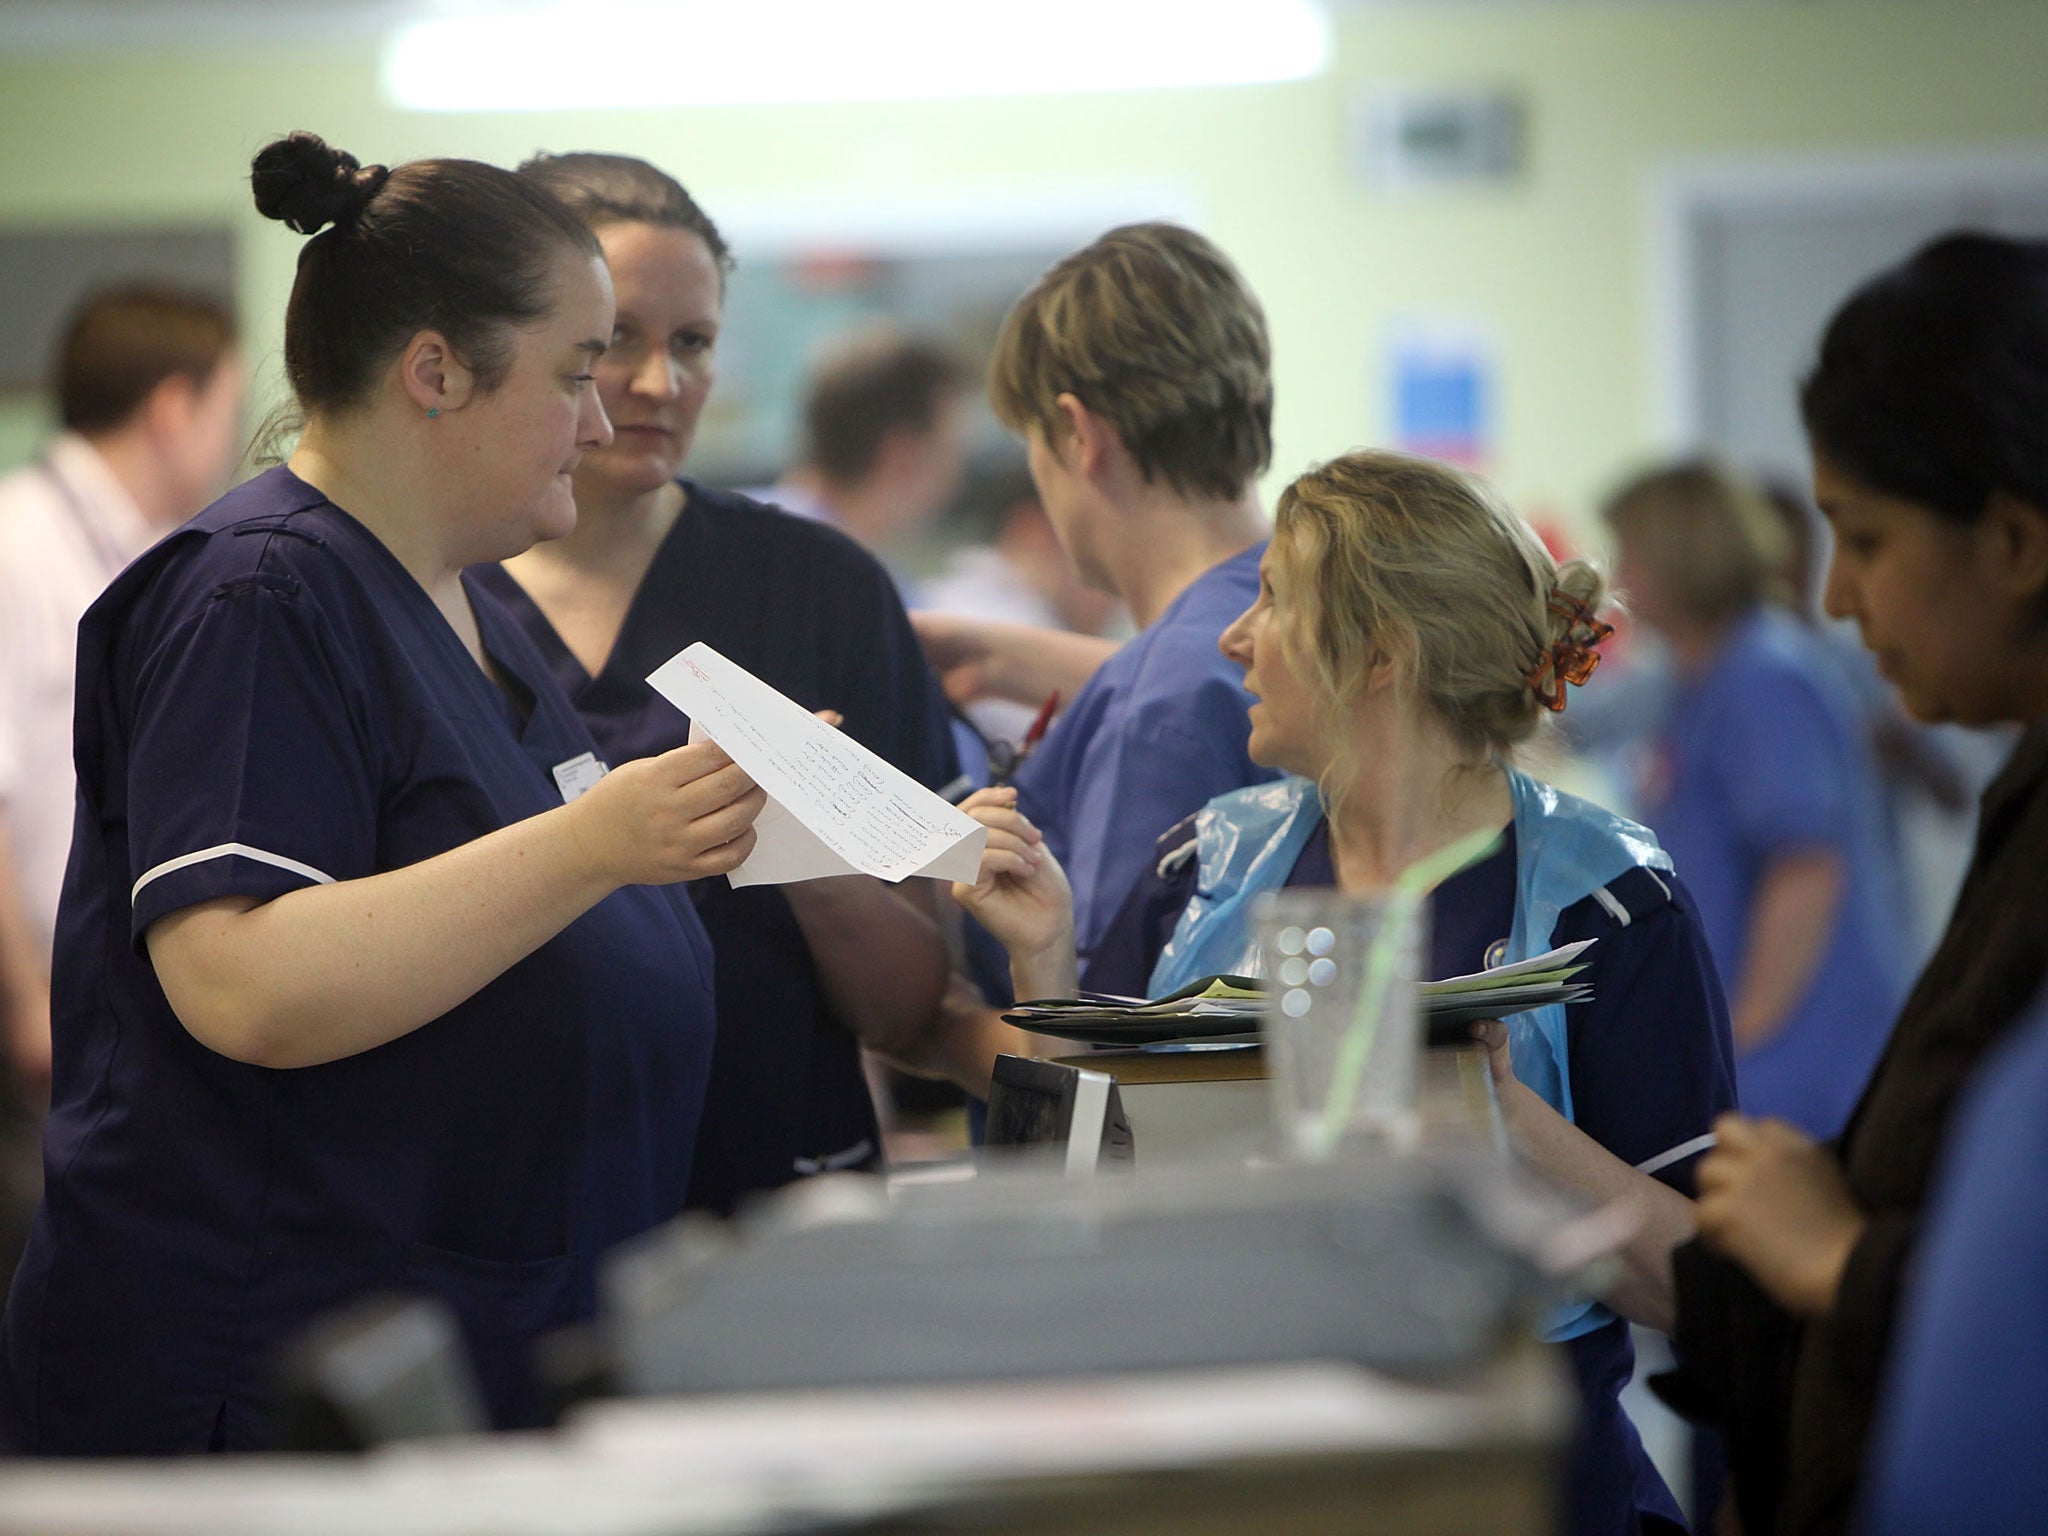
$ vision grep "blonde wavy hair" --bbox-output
[1269,450,1607,772]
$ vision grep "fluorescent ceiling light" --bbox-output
[381,0,1331,111]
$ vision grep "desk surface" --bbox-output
[1047,1043,1506,1155]
[0,1349,1568,1536]
[1051,1044,1267,1084]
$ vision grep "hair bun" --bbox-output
[252,131,389,237]
[1548,557,1608,639]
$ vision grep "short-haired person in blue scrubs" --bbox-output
[0,132,767,1453]
[474,154,966,1213]
[919,223,1279,973]
[957,449,1737,1536]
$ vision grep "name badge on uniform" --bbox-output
[551,751,609,804]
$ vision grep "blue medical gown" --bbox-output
[1632,609,1906,1137]
[2,469,717,1451]
[1861,984,2048,1536]
[1012,542,1275,965]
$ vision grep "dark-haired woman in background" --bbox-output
[0,134,764,1453]
[474,154,965,1215]
[1656,232,2048,1536]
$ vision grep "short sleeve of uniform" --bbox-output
[126,572,378,944]
[1063,673,1256,958]
[1559,867,1739,1195]
[1711,664,1857,861]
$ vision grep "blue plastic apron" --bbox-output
[1149,769,1672,1340]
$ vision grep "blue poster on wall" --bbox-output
[1389,325,1495,470]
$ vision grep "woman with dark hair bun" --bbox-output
[472,153,964,1217]
[1659,232,2048,1536]
[0,132,764,1452]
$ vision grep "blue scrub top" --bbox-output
[1013,542,1276,966]
[1861,983,2048,1536]
[2,468,717,1452]
[1092,812,1736,1536]
[473,481,961,1214]
[1634,608,1907,1137]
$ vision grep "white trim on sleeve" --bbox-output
[794,1138,877,1176]
[1635,1131,1718,1178]
[131,842,338,905]
[1590,884,1632,926]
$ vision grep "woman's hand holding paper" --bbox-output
[567,740,767,887]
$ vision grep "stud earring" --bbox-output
[426,406,440,419]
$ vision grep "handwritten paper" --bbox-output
[648,642,986,888]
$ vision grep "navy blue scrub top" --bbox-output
[473,480,961,1215]
[2,467,717,1453]
[1092,814,1737,1536]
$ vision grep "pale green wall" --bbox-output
[3,0,2046,527]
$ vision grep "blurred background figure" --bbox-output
[917,465,1125,749]
[749,324,984,820]
[753,325,971,600]
[1601,461,1906,1143]
[0,283,240,1277]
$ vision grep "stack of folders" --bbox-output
[1002,940,1595,1049]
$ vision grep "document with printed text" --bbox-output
[648,642,987,888]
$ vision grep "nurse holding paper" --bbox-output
[1,133,763,1452]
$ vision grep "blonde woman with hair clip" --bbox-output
[956,449,1737,1536]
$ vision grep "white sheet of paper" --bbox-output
[649,642,986,888]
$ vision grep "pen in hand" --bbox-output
[988,691,1061,788]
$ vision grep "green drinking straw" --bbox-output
[1310,824,1505,1155]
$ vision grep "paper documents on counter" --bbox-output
[1002,940,1598,1047]
[647,642,987,888]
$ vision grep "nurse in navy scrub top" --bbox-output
[472,154,963,1214]
[0,133,765,1453]
[956,450,1737,1536]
